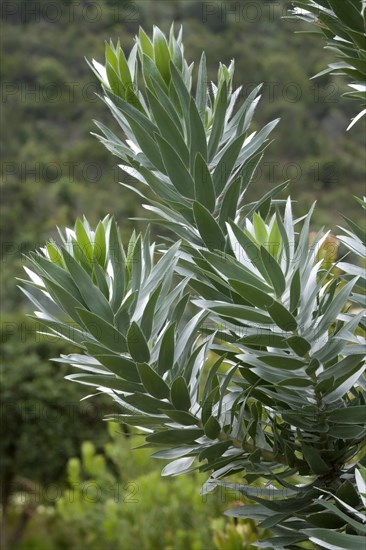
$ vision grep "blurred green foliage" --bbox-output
[56,424,226,549]
[9,423,250,550]
[0,316,113,547]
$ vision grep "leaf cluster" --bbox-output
[22,25,366,548]
[289,0,366,129]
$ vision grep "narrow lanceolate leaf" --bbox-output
[116,414,167,428]
[146,429,204,445]
[228,222,269,280]
[157,323,175,375]
[208,80,227,160]
[62,249,114,323]
[42,278,86,324]
[239,332,286,348]
[301,444,331,475]
[163,409,198,426]
[137,363,170,399]
[204,416,221,439]
[131,236,142,293]
[161,457,196,476]
[122,392,173,415]
[146,89,189,166]
[117,46,132,88]
[121,111,165,171]
[328,406,366,424]
[170,31,183,71]
[218,177,242,229]
[93,221,106,266]
[290,269,301,312]
[141,53,168,94]
[66,373,142,393]
[106,62,125,97]
[196,51,207,120]
[170,376,191,411]
[127,322,150,363]
[195,301,272,324]
[331,0,365,34]
[71,238,91,273]
[169,61,191,125]
[286,335,311,357]
[267,301,297,331]
[194,153,216,213]
[152,446,199,460]
[28,253,81,300]
[193,202,226,252]
[260,246,286,297]
[91,255,108,297]
[355,466,366,508]
[138,27,154,59]
[315,499,366,534]
[149,74,183,128]
[189,98,208,165]
[202,249,273,294]
[212,133,246,194]
[76,308,127,353]
[108,219,125,310]
[316,278,358,334]
[105,42,118,71]
[324,361,365,404]
[96,354,140,382]
[228,279,273,309]
[199,441,231,462]
[258,355,305,370]
[156,134,195,199]
[140,284,162,340]
[46,242,64,267]
[75,218,93,261]
[253,212,267,244]
[305,529,366,550]
[153,26,171,84]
